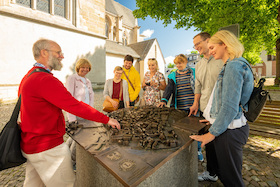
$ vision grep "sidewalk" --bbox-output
[1,90,280,186]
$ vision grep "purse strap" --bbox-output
[123,70,135,91]
[119,80,123,101]
[15,68,51,118]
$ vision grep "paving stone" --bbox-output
[243,163,251,170]
[244,180,250,186]
[267,180,278,187]
[252,175,261,182]
[250,180,261,186]
[258,182,269,187]
[252,170,258,176]
[273,172,280,178]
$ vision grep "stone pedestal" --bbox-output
[75,141,198,187]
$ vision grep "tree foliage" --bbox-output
[167,63,175,68]
[134,0,280,64]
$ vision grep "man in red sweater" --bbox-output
[19,39,120,187]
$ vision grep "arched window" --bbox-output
[105,22,109,38]
[122,32,127,46]
[113,27,116,41]
[105,16,111,39]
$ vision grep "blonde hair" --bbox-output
[114,66,123,71]
[148,58,159,70]
[75,59,92,73]
[209,30,244,60]
[174,54,188,64]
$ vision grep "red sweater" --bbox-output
[19,67,109,154]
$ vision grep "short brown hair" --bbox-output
[193,32,211,40]
[174,54,188,64]
[75,59,92,73]
[124,55,134,62]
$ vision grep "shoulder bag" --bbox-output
[240,63,271,122]
[0,68,50,171]
[103,80,123,113]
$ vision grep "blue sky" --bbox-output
[114,0,200,65]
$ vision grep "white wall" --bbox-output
[0,14,106,102]
[0,14,106,85]
[105,54,124,80]
[142,42,166,79]
[260,50,273,77]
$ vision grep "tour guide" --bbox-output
[18,39,120,187]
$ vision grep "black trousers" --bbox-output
[208,124,249,187]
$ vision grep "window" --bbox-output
[16,0,71,19]
[37,0,50,14]
[113,27,116,41]
[267,55,272,61]
[105,22,109,38]
[54,0,65,17]
[16,0,31,7]
[122,32,127,46]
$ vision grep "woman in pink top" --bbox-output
[65,58,94,122]
[65,58,94,168]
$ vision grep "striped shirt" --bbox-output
[176,70,194,111]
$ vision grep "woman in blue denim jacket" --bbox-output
[191,30,254,186]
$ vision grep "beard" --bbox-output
[48,55,63,71]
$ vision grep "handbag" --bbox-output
[240,78,270,122]
[0,68,50,171]
[240,62,271,122]
[103,80,123,113]
[123,71,140,103]
[0,96,26,171]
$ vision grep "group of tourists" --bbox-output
[18,29,253,187]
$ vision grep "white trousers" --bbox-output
[22,143,76,187]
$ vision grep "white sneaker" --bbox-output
[198,171,218,182]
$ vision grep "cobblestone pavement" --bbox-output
[1,90,280,186]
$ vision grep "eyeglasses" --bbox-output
[148,58,156,60]
[46,49,64,57]
[193,39,206,49]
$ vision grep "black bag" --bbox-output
[240,63,271,122]
[0,96,26,171]
[0,68,50,171]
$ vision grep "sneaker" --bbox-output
[198,171,218,182]
[198,151,204,162]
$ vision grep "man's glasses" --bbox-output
[46,49,64,57]
[193,39,206,49]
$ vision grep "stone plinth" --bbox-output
[75,140,197,187]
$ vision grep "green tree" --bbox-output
[167,63,175,68]
[191,51,198,54]
[134,0,280,84]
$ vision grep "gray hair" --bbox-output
[32,39,54,60]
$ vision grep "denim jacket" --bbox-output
[209,57,254,136]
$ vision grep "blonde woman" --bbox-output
[65,58,94,168]
[65,59,94,122]
[190,30,254,186]
[103,66,130,109]
[142,58,166,105]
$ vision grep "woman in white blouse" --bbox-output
[65,58,94,122]
[65,58,94,168]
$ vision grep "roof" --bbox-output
[128,39,156,60]
[105,0,136,28]
[105,40,140,58]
